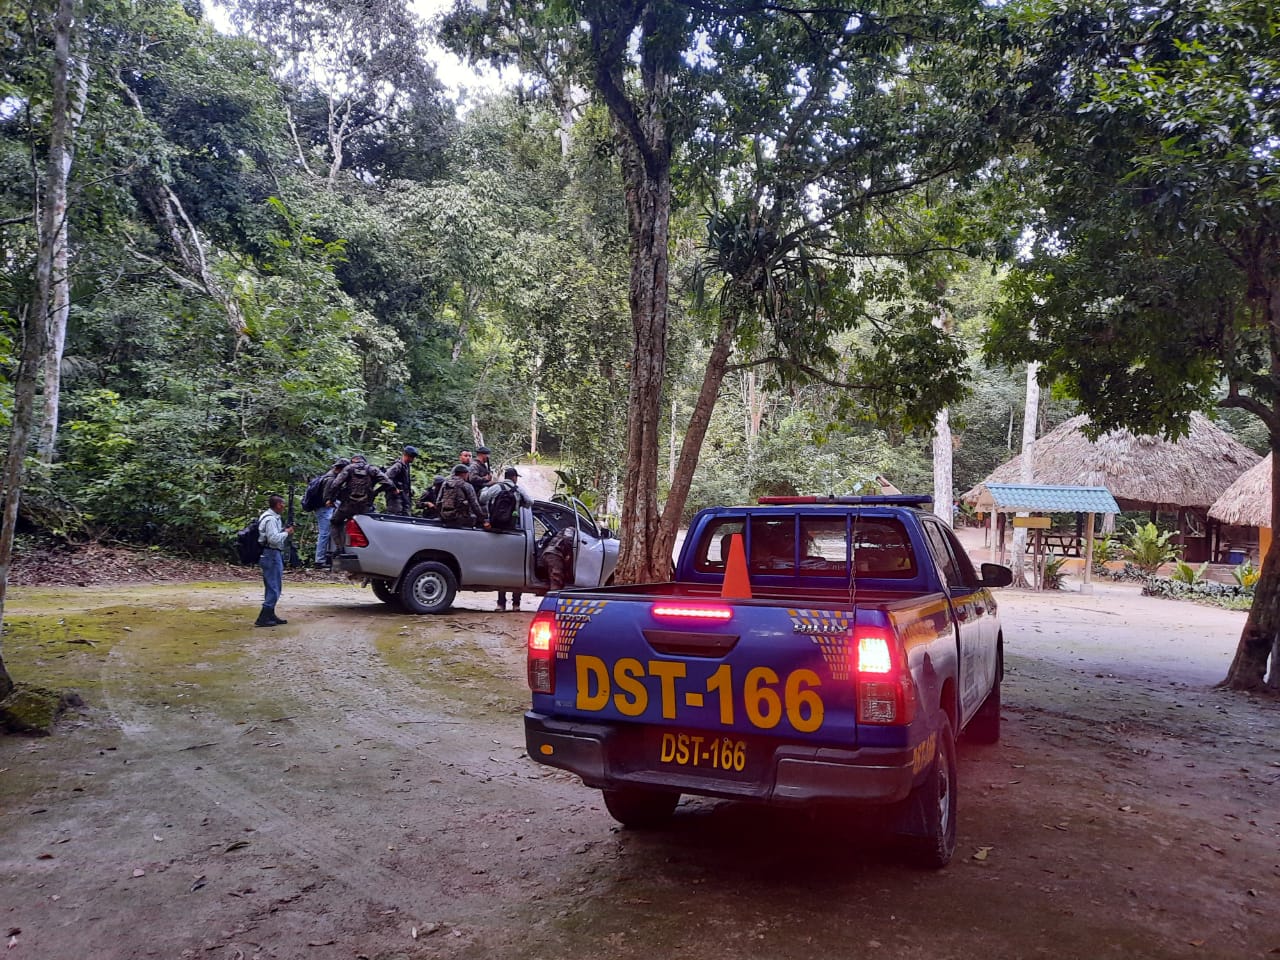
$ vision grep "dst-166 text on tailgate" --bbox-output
[573,656,824,732]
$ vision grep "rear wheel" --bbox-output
[370,579,398,605]
[904,716,957,869]
[399,561,458,614]
[601,787,679,829]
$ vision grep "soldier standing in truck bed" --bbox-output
[383,445,418,515]
[328,454,397,556]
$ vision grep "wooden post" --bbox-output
[1259,526,1272,570]
[989,509,998,563]
[1082,511,1095,594]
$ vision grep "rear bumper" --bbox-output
[524,712,916,805]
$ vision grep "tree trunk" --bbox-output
[0,0,79,698]
[614,150,672,583]
[652,301,739,572]
[933,405,953,527]
[1222,440,1280,691]
[1011,361,1040,586]
[36,42,89,464]
[932,307,953,527]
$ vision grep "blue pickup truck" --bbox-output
[523,495,1012,867]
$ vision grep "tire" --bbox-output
[370,579,398,605]
[399,560,458,614]
[966,677,1001,744]
[601,787,680,829]
[904,715,958,869]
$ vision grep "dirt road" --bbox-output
[1,579,1277,959]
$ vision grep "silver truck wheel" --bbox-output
[399,561,457,614]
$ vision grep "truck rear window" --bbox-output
[691,514,917,580]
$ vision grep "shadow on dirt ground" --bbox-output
[1,580,1277,960]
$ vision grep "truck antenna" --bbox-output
[847,507,859,610]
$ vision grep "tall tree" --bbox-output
[0,0,85,697]
[987,0,1280,691]
[448,1,990,582]
[231,0,445,187]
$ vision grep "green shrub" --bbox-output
[1232,560,1260,589]
[1171,560,1210,585]
[1123,521,1180,574]
[1041,553,1067,590]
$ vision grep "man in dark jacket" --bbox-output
[438,463,484,528]
[468,445,493,495]
[416,474,446,518]
[384,445,418,515]
[312,458,347,568]
[328,454,397,555]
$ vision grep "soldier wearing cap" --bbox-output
[468,445,493,494]
[384,445,418,515]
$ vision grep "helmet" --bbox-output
[334,458,351,469]
[452,463,469,475]
[504,466,519,479]
[351,454,367,464]
[403,445,418,457]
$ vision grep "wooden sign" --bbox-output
[1012,516,1051,529]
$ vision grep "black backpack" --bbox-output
[345,465,373,504]
[488,482,518,529]
[301,473,328,512]
[438,480,467,521]
[235,516,264,565]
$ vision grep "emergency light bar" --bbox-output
[757,494,933,507]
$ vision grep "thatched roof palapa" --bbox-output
[1209,454,1272,528]
[962,413,1261,512]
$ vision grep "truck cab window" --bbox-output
[922,521,969,592]
[749,516,796,573]
[799,516,848,577]
[692,518,745,573]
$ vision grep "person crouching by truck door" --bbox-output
[438,463,485,528]
[541,524,576,591]
[256,494,294,627]
[383,445,418,515]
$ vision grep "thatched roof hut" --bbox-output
[962,413,1260,511]
[1209,454,1272,528]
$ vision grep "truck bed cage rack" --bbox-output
[756,494,934,507]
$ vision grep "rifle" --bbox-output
[285,474,303,569]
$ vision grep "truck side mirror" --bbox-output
[980,563,1013,588]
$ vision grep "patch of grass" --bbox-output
[373,618,528,718]
[2,602,299,720]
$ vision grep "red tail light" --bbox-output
[651,603,733,621]
[346,519,369,548]
[528,611,557,694]
[853,626,916,725]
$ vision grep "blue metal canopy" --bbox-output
[977,483,1120,514]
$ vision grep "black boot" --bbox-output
[254,605,276,627]
[270,611,288,625]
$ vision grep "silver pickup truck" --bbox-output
[333,497,621,614]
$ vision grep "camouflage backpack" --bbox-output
[438,480,467,521]
[345,464,373,504]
